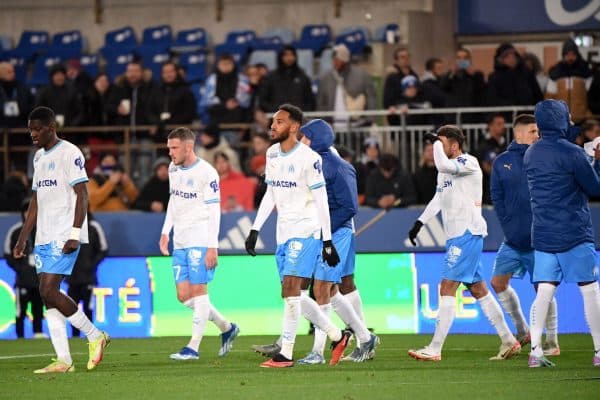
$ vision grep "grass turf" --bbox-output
[0,334,598,400]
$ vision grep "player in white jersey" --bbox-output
[244,104,351,368]
[407,125,521,361]
[13,107,109,373]
[159,127,239,361]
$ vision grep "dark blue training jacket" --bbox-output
[523,99,600,253]
[491,141,533,251]
[300,119,357,233]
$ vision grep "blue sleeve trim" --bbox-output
[309,182,325,190]
[204,198,220,204]
[69,177,89,186]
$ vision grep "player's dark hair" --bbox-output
[278,104,303,124]
[513,114,536,127]
[437,125,465,149]
[28,106,55,125]
[168,127,196,142]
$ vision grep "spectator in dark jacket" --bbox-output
[365,153,416,208]
[3,200,44,338]
[36,64,83,128]
[133,157,170,212]
[440,47,486,111]
[413,142,437,204]
[421,58,447,108]
[150,62,196,126]
[383,47,419,111]
[0,171,28,212]
[487,43,543,107]
[67,213,108,337]
[478,113,508,204]
[0,62,34,129]
[355,137,380,201]
[86,73,113,127]
[258,45,315,113]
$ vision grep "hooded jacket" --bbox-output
[301,119,357,233]
[523,99,600,253]
[490,141,533,251]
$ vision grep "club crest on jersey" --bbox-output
[48,161,56,171]
[188,249,203,266]
[74,156,84,170]
[210,180,219,193]
[186,178,194,187]
[288,164,295,174]
[456,156,467,165]
[313,160,322,174]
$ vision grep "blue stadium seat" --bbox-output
[80,54,100,78]
[179,51,207,83]
[250,37,284,52]
[374,23,400,43]
[105,52,134,82]
[335,29,368,55]
[172,28,208,52]
[293,24,331,55]
[8,31,50,60]
[214,43,247,67]
[190,83,209,124]
[1,56,28,83]
[224,30,256,46]
[47,30,83,59]
[338,26,371,42]
[137,25,172,55]
[143,51,170,82]
[296,49,314,79]
[100,26,137,58]
[263,27,294,44]
[27,55,62,86]
[248,50,277,71]
[0,35,12,52]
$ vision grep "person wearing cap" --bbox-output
[316,43,377,128]
[386,75,434,126]
[196,123,241,172]
[133,157,171,212]
[35,64,83,129]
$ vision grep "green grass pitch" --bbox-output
[1,334,598,400]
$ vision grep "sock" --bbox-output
[530,283,556,357]
[580,282,600,353]
[187,295,210,352]
[331,292,370,344]
[429,296,455,354]
[312,304,331,355]
[344,289,366,323]
[281,296,300,360]
[478,292,516,346]
[46,308,72,365]
[496,286,529,336]
[67,308,101,341]
[545,297,558,345]
[300,293,341,342]
[209,303,232,333]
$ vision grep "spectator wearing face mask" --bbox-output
[88,153,139,211]
[440,47,486,109]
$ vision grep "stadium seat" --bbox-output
[318,48,333,77]
[100,26,137,58]
[47,30,83,59]
[0,35,12,52]
[8,30,50,60]
[143,51,170,82]
[214,43,247,66]
[27,55,62,86]
[171,28,208,52]
[338,26,371,42]
[105,52,134,82]
[374,23,400,43]
[293,24,331,55]
[224,30,256,46]
[250,37,284,52]
[179,51,207,83]
[137,25,172,55]
[1,56,28,83]
[263,27,294,44]
[190,83,209,124]
[335,29,368,55]
[296,49,315,79]
[248,50,277,71]
[80,54,100,78]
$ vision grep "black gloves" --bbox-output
[408,220,424,246]
[424,132,439,143]
[322,240,340,267]
[245,229,259,256]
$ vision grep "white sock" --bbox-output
[429,296,455,354]
[281,296,300,360]
[545,297,558,345]
[496,286,529,336]
[46,308,72,365]
[312,304,331,355]
[344,289,366,323]
[67,308,101,341]
[187,295,209,352]
[300,293,341,342]
[580,282,600,353]
[331,292,370,344]
[478,292,516,346]
[530,283,556,357]
[209,303,232,333]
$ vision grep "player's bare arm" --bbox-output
[63,182,88,254]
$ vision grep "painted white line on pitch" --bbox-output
[0,352,86,360]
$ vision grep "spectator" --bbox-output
[258,45,315,113]
[36,64,83,128]
[88,153,139,211]
[66,59,94,117]
[317,44,377,129]
[4,199,44,338]
[477,113,508,204]
[387,75,433,126]
[201,53,251,126]
[150,62,196,126]
[355,136,380,200]
[546,39,593,123]
[522,52,548,94]
[248,131,270,174]
[0,171,28,212]
[133,157,170,212]
[0,61,34,129]
[413,142,437,204]
[589,67,600,115]
[577,119,600,146]
[196,123,241,171]
[336,145,355,165]
[420,57,447,108]
[440,47,486,111]
[383,47,419,112]
[67,212,108,337]
[214,151,256,212]
[487,43,543,107]
[86,73,113,126]
[255,63,269,81]
[365,153,416,208]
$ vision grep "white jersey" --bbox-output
[265,142,325,244]
[162,158,221,249]
[31,140,89,246]
[419,141,487,240]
